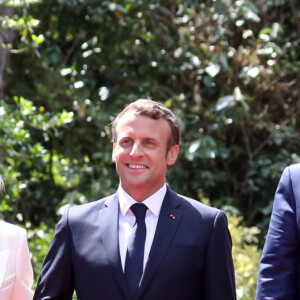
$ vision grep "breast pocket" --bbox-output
[159,245,203,283]
[166,245,205,271]
[167,245,200,255]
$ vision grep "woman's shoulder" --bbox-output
[0,220,26,237]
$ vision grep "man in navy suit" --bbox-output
[34,99,236,300]
[256,163,300,299]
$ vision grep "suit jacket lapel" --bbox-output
[98,194,131,300]
[137,188,183,299]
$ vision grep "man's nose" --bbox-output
[130,143,143,157]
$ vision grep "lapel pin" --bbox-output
[170,214,175,220]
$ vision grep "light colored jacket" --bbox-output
[0,221,33,300]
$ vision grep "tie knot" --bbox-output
[130,203,147,220]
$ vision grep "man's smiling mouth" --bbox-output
[127,164,147,169]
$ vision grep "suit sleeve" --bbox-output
[10,228,34,300]
[256,166,300,300]
[203,210,236,300]
[34,209,74,300]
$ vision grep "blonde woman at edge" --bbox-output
[0,176,34,300]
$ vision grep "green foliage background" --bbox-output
[1,0,299,298]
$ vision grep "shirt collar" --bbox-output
[118,184,167,218]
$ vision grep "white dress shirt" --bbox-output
[118,184,166,272]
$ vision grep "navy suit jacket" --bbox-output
[34,187,236,300]
[256,164,300,299]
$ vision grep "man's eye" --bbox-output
[120,139,132,145]
[145,140,155,146]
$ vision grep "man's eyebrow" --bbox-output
[144,137,160,144]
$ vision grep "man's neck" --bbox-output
[120,184,166,202]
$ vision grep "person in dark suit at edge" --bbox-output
[256,163,300,300]
[34,99,236,300]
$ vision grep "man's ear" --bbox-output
[166,145,179,166]
[112,143,116,163]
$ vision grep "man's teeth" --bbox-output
[128,165,146,169]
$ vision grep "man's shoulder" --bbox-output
[66,193,117,217]
[289,163,300,174]
[281,163,300,184]
[168,188,223,218]
[181,194,221,214]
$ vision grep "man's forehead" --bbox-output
[116,126,160,139]
[115,112,170,140]
[116,112,158,130]
[117,110,147,123]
